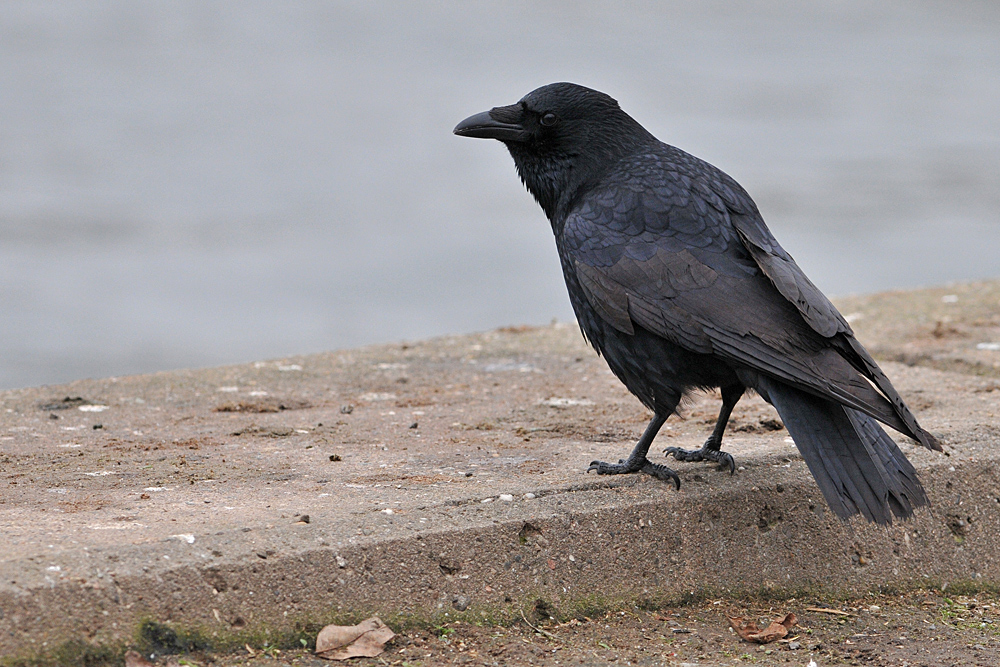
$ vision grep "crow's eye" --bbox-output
[540,113,558,127]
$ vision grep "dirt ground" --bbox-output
[150,589,1000,667]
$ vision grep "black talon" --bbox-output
[662,384,743,475]
[584,413,682,488]
[664,444,737,475]
[640,461,681,490]
[587,456,681,489]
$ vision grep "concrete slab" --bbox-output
[1,282,999,660]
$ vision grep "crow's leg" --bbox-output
[588,413,680,489]
[665,384,744,474]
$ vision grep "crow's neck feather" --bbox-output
[506,117,654,224]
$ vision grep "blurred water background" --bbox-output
[1,1,997,390]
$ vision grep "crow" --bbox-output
[454,82,941,525]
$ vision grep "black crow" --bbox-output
[455,82,941,524]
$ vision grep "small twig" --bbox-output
[520,609,562,643]
[805,607,852,616]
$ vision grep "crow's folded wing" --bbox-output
[702,165,939,449]
[722,191,851,337]
[561,177,908,435]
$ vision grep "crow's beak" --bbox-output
[453,110,529,142]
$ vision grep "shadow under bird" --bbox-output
[455,82,942,525]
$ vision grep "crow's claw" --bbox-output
[587,457,681,489]
[664,445,737,475]
[587,459,639,475]
[640,461,681,490]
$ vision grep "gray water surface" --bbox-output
[1,2,998,389]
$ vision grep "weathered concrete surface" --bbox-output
[1,281,998,659]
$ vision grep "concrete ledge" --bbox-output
[1,281,999,660]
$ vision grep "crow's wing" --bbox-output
[716,183,851,338]
[561,151,910,435]
[689,155,939,450]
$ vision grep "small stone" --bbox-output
[524,493,536,499]
[409,421,418,429]
[869,605,880,612]
[339,404,354,414]
[481,498,493,503]
[465,471,473,477]
[329,454,342,462]
[297,514,310,524]
[452,595,470,611]
[788,641,800,650]
[336,555,347,568]
[499,494,514,502]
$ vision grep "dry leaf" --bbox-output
[124,651,155,667]
[316,617,395,660]
[729,613,797,644]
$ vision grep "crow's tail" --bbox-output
[757,376,928,524]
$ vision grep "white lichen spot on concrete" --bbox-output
[539,398,595,408]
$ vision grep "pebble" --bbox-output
[499,494,514,502]
[524,493,536,499]
[788,641,801,650]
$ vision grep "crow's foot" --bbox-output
[664,444,736,474]
[587,457,680,490]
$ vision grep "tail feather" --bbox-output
[842,336,943,451]
[759,377,928,524]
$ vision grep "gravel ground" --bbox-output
[173,589,1000,666]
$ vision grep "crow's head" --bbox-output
[455,82,654,219]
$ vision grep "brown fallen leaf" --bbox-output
[124,651,155,667]
[729,613,797,644]
[316,617,395,660]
